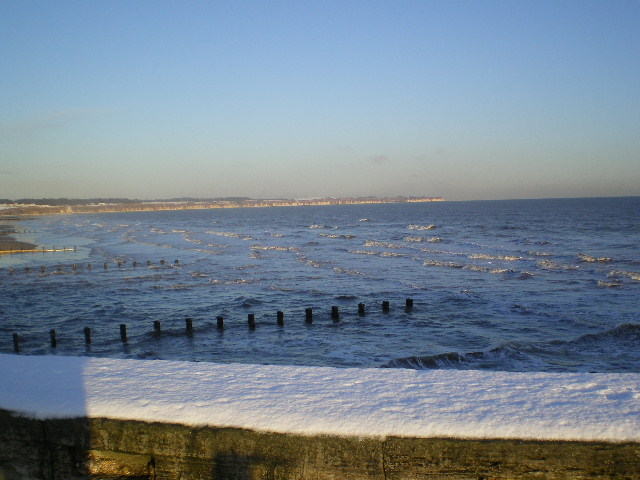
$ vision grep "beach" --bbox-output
[0,220,36,253]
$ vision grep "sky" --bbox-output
[1,1,639,201]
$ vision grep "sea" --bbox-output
[1,197,638,373]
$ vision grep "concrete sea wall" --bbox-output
[1,409,638,480]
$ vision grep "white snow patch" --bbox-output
[1,354,639,442]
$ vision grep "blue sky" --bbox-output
[1,1,638,201]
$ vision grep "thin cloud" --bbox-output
[368,155,390,166]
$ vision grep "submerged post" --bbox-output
[305,308,313,324]
[406,298,414,310]
[153,320,161,334]
[185,317,193,332]
[217,316,224,330]
[358,303,366,316]
[49,329,57,348]
[277,310,284,326]
[248,313,256,329]
[84,327,91,345]
[12,333,19,353]
[120,324,127,342]
[382,301,390,312]
[331,306,340,321]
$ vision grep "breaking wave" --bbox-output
[381,324,640,373]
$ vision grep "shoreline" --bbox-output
[0,222,37,253]
[0,196,444,217]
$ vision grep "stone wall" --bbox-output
[1,409,638,480]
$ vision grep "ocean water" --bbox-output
[1,197,638,373]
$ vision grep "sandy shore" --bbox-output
[0,222,37,252]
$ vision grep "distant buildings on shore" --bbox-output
[1,196,444,215]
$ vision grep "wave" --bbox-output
[364,240,404,249]
[250,245,292,251]
[468,253,523,261]
[423,259,464,268]
[537,259,579,270]
[578,253,613,262]
[608,270,640,282]
[318,233,356,239]
[347,249,378,256]
[206,230,253,240]
[408,224,437,230]
[381,324,640,373]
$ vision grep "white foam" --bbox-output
[1,354,638,442]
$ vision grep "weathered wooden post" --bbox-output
[154,320,161,334]
[277,310,284,326]
[147,260,151,265]
[104,262,108,270]
[57,264,62,272]
[331,306,340,321]
[9,267,14,274]
[88,263,93,270]
[406,298,414,310]
[305,308,313,324]
[248,313,256,329]
[49,329,57,348]
[358,303,366,316]
[73,264,77,271]
[382,301,390,312]
[41,266,45,273]
[185,317,193,332]
[24,266,29,274]
[84,327,91,345]
[120,324,127,342]
[160,259,165,265]
[133,261,138,267]
[12,333,19,353]
[216,316,224,330]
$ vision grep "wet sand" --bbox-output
[0,222,37,252]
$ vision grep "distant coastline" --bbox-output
[0,196,444,216]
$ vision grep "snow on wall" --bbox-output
[1,354,638,442]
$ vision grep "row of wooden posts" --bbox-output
[10,299,414,353]
[6,259,179,274]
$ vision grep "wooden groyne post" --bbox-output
[405,298,413,310]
